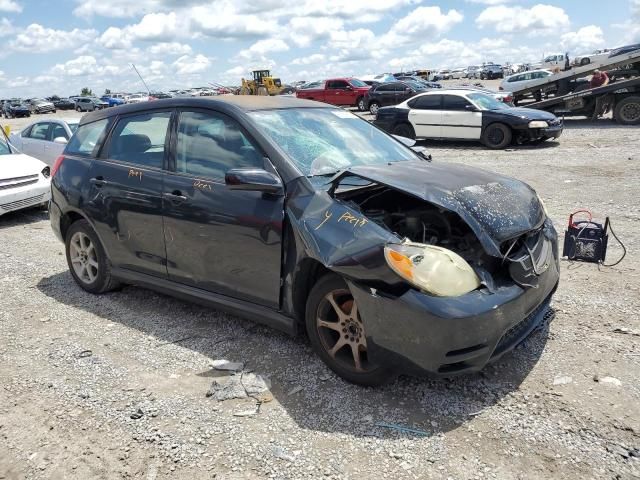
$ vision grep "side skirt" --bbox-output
[112,267,298,336]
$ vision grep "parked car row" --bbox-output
[1,98,56,118]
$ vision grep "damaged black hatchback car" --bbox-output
[50,96,559,386]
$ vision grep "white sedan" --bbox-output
[9,118,80,166]
[499,69,554,96]
[125,94,149,104]
[0,128,51,217]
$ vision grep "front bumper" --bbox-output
[348,250,559,376]
[0,177,50,216]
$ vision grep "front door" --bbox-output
[440,94,482,139]
[326,80,354,106]
[162,109,284,308]
[85,110,171,277]
[408,94,443,138]
[21,122,51,159]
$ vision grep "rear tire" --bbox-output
[614,96,640,125]
[305,274,394,386]
[65,220,120,294]
[392,122,416,140]
[482,122,512,149]
[580,58,590,66]
[356,96,366,112]
[76,106,81,112]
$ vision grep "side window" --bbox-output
[29,123,50,140]
[21,125,34,138]
[376,84,394,92]
[175,110,263,181]
[107,112,171,169]
[66,118,110,156]
[51,124,68,141]
[395,83,409,92]
[409,95,441,110]
[327,80,348,89]
[442,95,472,110]
[508,75,521,83]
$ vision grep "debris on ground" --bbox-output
[210,359,244,371]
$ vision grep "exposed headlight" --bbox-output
[528,120,549,128]
[384,242,481,297]
[41,166,50,178]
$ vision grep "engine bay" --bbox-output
[338,185,502,276]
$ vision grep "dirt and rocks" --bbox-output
[1,105,639,479]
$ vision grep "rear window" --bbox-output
[65,118,110,156]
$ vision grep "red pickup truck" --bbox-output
[296,78,370,111]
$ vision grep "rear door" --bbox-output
[85,110,172,277]
[161,109,284,307]
[43,122,69,166]
[440,94,482,139]
[408,94,443,138]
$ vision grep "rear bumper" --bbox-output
[348,249,559,376]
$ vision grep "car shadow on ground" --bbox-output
[418,139,561,151]
[37,271,552,438]
[0,208,48,230]
[559,118,636,130]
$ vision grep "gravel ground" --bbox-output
[1,100,639,480]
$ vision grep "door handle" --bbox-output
[90,177,108,187]
[163,191,188,203]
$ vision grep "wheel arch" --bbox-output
[291,257,331,328]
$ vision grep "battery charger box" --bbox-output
[562,212,609,263]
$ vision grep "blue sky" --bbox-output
[1,0,638,97]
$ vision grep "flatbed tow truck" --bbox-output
[510,49,640,125]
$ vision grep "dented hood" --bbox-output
[331,161,545,256]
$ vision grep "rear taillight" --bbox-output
[51,155,65,177]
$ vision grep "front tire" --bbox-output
[65,220,119,294]
[368,101,380,115]
[482,122,512,149]
[305,274,394,386]
[580,58,590,66]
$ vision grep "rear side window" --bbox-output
[66,118,109,156]
[29,123,50,140]
[51,124,68,140]
[106,112,171,169]
[408,95,441,110]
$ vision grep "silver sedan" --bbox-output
[9,118,80,166]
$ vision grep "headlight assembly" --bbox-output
[528,120,549,128]
[384,242,481,297]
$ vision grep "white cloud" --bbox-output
[291,53,326,66]
[240,38,289,57]
[99,27,132,50]
[189,6,279,39]
[51,56,99,77]
[148,42,192,56]
[560,26,605,52]
[288,17,343,47]
[129,12,179,41]
[466,0,509,4]
[0,0,21,13]
[476,4,570,35]
[172,54,211,74]
[9,24,98,53]
[383,6,464,45]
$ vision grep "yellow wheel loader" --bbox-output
[239,70,284,96]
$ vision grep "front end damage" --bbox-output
[285,161,559,375]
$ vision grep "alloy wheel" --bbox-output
[369,103,379,115]
[315,289,372,372]
[488,126,505,145]
[69,231,99,284]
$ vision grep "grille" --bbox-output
[0,193,45,211]
[0,174,39,191]
[492,300,554,358]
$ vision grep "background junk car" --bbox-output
[374,89,563,149]
[10,118,80,166]
[50,96,559,386]
[0,127,51,216]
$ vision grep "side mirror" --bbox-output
[225,168,283,195]
[345,85,353,91]
[465,104,479,112]
[53,137,68,144]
